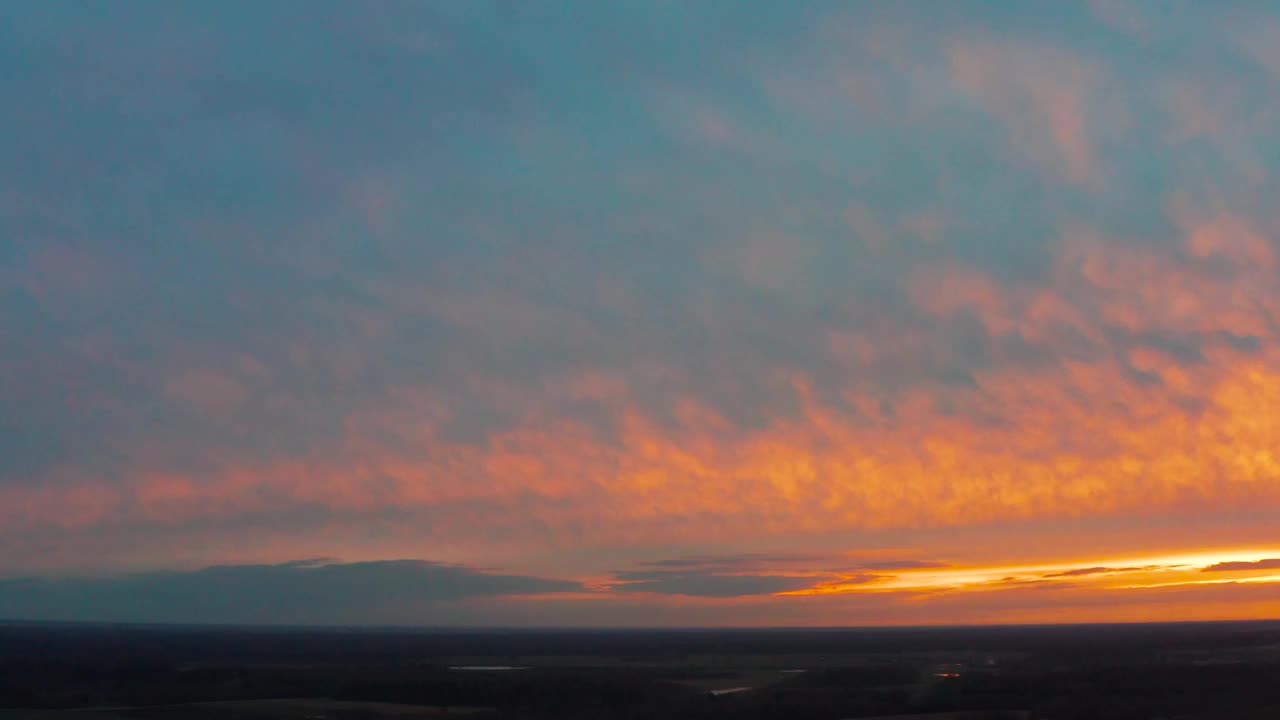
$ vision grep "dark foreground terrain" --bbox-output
[1,621,1278,720]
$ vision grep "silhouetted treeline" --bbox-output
[4,620,1278,665]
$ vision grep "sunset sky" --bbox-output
[3,1,1280,626]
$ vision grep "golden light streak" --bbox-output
[779,547,1280,596]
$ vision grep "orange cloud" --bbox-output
[5,205,1280,627]
[11,335,1280,546]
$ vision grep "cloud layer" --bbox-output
[0,560,580,624]
[2,2,1280,624]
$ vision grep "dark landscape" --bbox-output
[2,621,1278,720]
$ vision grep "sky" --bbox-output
[2,0,1280,626]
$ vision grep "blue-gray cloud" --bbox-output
[610,570,841,598]
[613,554,892,597]
[1201,559,1280,572]
[0,560,581,625]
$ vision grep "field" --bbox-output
[1,622,1279,720]
[0,698,490,720]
